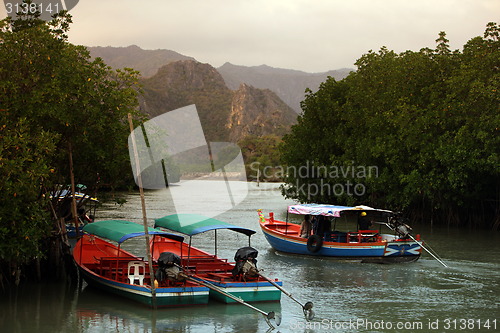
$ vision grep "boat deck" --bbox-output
[153,238,276,285]
[75,236,197,288]
[263,223,301,236]
[181,256,233,273]
[263,221,383,243]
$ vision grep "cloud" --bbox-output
[2,0,498,72]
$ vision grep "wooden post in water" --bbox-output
[68,141,79,238]
[127,113,157,308]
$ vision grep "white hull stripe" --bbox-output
[101,280,208,297]
[223,286,278,293]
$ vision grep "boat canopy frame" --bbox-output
[284,204,397,234]
[79,220,185,281]
[154,213,255,259]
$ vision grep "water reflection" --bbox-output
[76,285,281,333]
[0,281,79,333]
[1,183,499,332]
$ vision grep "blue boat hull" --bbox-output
[78,263,210,307]
[261,223,421,263]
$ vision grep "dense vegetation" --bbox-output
[0,12,142,286]
[281,23,499,229]
[239,135,283,181]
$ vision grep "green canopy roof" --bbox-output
[154,214,256,237]
[83,220,184,244]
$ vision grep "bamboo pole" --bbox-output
[68,141,79,237]
[127,113,157,308]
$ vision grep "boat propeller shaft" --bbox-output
[174,265,281,329]
[258,271,315,321]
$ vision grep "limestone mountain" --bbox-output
[140,60,297,143]
[218,62,352,113]
[86,46,353,113]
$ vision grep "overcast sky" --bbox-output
[2,0,499,72]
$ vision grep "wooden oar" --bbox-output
[258,272,315,321]
[175,267,280,329]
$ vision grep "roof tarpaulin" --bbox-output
[154,214,255,237]
[83,220,184,244]
[287,204,393,217]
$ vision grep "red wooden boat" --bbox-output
[151,213,282,303]
[73,220,210,307]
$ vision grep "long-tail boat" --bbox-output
[258,204,423,263]
[73,220,210,307]
[151,213,282,303]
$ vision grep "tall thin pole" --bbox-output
[214,230,217,257]
[128,113,157,308]
[68,141,79,237]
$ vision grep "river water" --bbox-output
[1,182,499,332]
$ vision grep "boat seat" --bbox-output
[127,261,146,285]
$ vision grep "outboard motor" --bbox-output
[232,246,259,279]
[155,252,185,283]
[395,223,412,238]
[388,214,413,239]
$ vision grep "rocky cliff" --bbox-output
[218,62,352,113]
[140,60,297,143]
[228,83,297,141]
[87,45,353,113]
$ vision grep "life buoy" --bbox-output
[307,235,323,253]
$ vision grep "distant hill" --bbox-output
[140,60,297,143]
[86,45,353,113]
[218,63,353,113]
[87,45,195,78]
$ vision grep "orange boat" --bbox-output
[151,214,282,303]
[73,220,209,307]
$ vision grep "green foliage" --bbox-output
[0,9,143,280]
[0,12,142,190]
[239,135,283,181]
[0,114,57,265]
[281,23,500,228]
